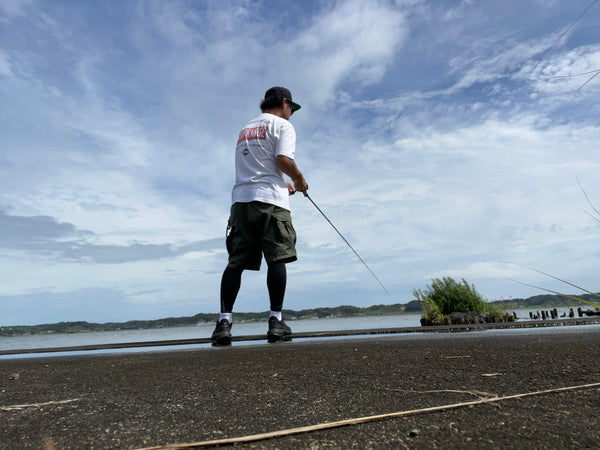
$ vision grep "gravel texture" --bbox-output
[1,325,599,449]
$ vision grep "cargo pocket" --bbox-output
[276,219,296,247]
[288,221,297,246]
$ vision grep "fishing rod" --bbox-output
[306,193,390,295]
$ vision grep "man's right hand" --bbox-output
[293,176,308,197]
[277,155,308,197]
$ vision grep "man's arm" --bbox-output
[277,155,308,196]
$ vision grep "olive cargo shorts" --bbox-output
[226,201,297,270]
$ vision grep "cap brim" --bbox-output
[290,101,301,112]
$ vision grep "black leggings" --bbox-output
[220,262,287,313]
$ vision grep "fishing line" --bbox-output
[546,68,600,93]
[503,261,600,308]
[306,193,390,295]
[577,177,600,223]
[574,69,600,92]
[526,0,598,79]
[506,277,600,308]
[504,262,600,299]
[546,68,600,81]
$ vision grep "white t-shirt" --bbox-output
[231,113,296,210]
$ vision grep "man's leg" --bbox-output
[220,265,243,316]
[267,261,292,342]
[267,261,286,313]
[211,265,242,346]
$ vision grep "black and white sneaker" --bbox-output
[267,316,292,343]
[211,319,232,346]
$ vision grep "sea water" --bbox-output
[0,314,421,353]
[0,307,584,359]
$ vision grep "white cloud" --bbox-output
[435,262,522,282]
[140,1,203,46]
[0,49,12,76]
[287,0,408,103]
[530,45,600,94]
[0,0,32,19]
[1,1,599,325]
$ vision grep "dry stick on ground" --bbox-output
[386,388,499,401]
[138,382,600,450]
[0,398,81,411]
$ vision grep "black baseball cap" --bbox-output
[264,87,301,112]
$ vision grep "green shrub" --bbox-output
[413,277,502,322]
[420,297,445,325]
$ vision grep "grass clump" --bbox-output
[413,277,503,325]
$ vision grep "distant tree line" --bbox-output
[1,292,596,336]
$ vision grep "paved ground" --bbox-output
[1,325,599,449]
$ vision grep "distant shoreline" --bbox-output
[2,292,598,337]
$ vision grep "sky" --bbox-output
[1,0,599,326]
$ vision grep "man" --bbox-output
[211,87,308,346]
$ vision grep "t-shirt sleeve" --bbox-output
[275,121,296,159]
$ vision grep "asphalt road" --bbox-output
[1,325,599,449]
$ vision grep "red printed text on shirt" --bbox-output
[238,126,268,144]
